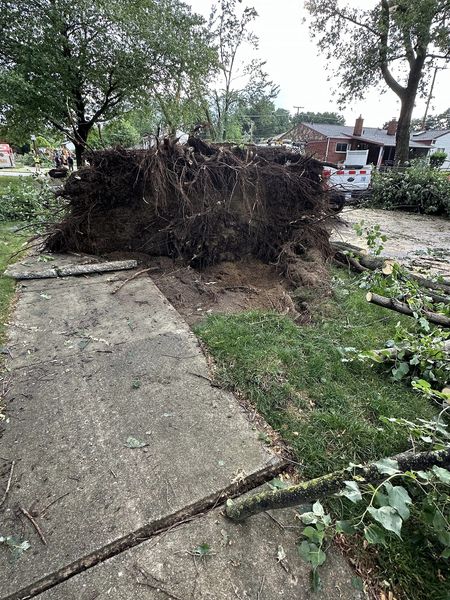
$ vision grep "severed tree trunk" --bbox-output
[226,447,450,521]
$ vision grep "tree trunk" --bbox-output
[395,92,417,165]
[74,123,90,168]
[226,447,450,521]
[394,56,426,166]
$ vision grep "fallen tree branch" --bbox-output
[370,340,450,361]
[332,241,450,297]
[366,292,450,328]
[20,506,47,545]
[226,447,450,521]
[111,267,159,294]
[0,460,15,508]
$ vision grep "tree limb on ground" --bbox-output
[226,447,450,521]
[332,241,450,299]
[366,292,450,328]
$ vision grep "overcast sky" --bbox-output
[187,0,449,127]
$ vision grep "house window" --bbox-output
[335,143,348,152]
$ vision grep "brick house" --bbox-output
[282,117,429,166]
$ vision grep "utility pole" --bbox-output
[293,106,304,115]
[421,67,444,130]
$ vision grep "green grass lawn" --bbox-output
[0,222,27,343]
[195,271,449,599]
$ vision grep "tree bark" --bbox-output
[226,447,450,521]
[74,122,90,168]
[366,292,450,327]
[395,58,425,165]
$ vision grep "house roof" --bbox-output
[412,129,450,141]
[298,122,428,148]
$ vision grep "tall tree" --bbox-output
[411,107,450,130]
[0,0,214,165]
[306,0,450,164]
[205,0,278,141]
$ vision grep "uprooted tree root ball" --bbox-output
[46,138,336,287]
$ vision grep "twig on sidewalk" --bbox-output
[257,575,266,600]
[135,564,184,600]
[39,492,70,517]
[20,506,47,545]
[0,460,15,508]
[111,267,158,294]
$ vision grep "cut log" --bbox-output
[226,447,450,521]
[366,292,450,328]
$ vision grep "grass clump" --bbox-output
[195,271,445,599]
[0,222,27,343]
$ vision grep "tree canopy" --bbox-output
[0,0,215,163]
[306,0,450,164]
[291,111,345,126]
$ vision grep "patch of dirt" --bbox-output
[105,252,331,325]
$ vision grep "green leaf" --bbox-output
[432,466,450,484]
[132,380,141,390]
[299,511,318,525]
[441,548,450,559]
[124,436,148,449]
[368,506,403,538]
[364,524,387,546]
[437,530,450,547]
[351,576,364,591]
[0,535,31,560]
[268,478,290,490]
[432,509,447,531]
[299,541,326,569]
[384,483,412,520]
[78,338,91,350]
[303,526,324,544]
[374,458,400,475]
[392,361,409,380]
[193,542,211,556]
[312,500,324,517]
[338,480,362,503]
[336,520,356,535]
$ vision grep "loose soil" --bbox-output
[105,252,330,325]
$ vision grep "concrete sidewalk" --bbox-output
[0,256,360,599]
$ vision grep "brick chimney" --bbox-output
[386,118,398,136]
[353,115,364,137]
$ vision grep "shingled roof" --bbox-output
[300,123,428,148]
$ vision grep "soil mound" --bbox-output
[46,138,335,286]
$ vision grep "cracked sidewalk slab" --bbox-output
[0,261,283,598]
[6,272,192,368]
[37,497,362,600]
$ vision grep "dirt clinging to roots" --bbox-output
[46,138,335,287]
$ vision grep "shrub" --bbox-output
[370,164,450,217]
[429,150,447,169]
[0,177,63,223]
